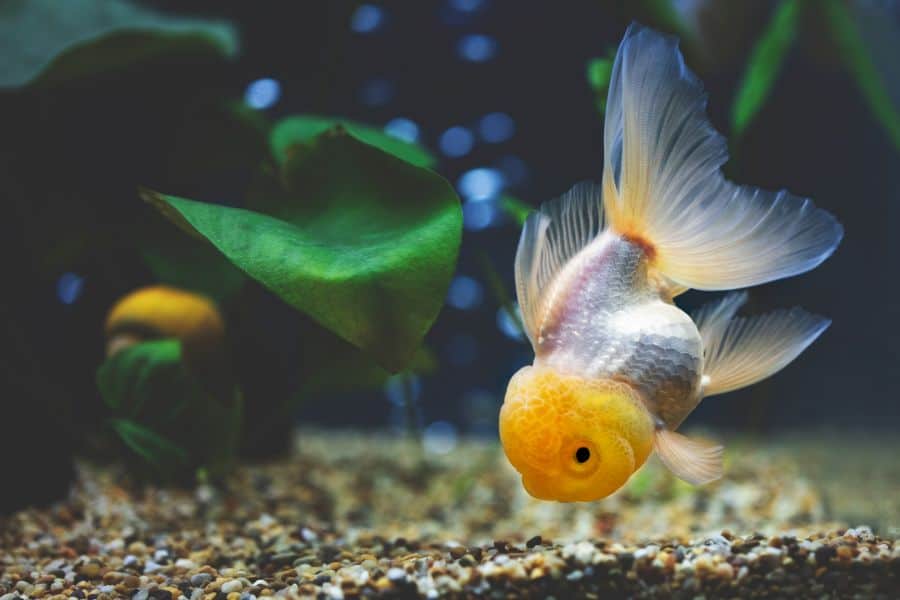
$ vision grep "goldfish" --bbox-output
[499,24,843,502]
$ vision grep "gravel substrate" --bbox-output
[1,430,897,598]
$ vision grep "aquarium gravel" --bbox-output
[1,431,897,599]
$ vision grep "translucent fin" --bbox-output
[514,182,604,343]
[654,428,723,485]
[693,291,748,350]
[602,23,842,290]
[697,302,831,397]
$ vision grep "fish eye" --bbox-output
[575,446,591,463]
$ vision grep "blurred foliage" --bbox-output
[731,0,801,141]
[97,339,242,480]
[586,51,616,115]
[271,115,437,168]
[0,1,460,487]
[0,0,236,89]
[730,0,900,152]
[146,127,461,373]
[820,0,900,152]
[500,195,533,227]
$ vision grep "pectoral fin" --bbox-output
[653,428,723,485]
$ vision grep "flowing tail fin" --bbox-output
[601,24,842,290]
[693,292,831,397]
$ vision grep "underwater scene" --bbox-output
[1,1,898,598]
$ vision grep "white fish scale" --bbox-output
[536,233,703,428]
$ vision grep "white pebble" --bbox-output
[144,561,162,573]
[154,549,169,562]
[175,558,196,569]
[221,580,243,593]
[386,567,406,581]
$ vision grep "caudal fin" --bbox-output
[693,292,831,397]
[602,24,842,291]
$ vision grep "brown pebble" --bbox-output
[102,572,124,584]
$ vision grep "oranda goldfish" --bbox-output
[499,24,843,502]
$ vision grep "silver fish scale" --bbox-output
[535,232,703,429]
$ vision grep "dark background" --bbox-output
[3,0,899,504]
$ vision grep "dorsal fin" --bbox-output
[514,182,604,344]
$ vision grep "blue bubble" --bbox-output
[351,4,384,33]
[423,420,459,455]
[244,78,281,110]
[384,374,422,407]
[496,306,526,341]
[478,112,515,143]
[359,78,394,107]
[450,0,486,13]
[462,200,499,231]
[384,117,420,143]
[496,155,528,187]
[457,34,497,62]
[57,272,84,305]
[439,126,474,158]
[445,333,478,366]
[457,167,504,202]
[446,275,484,310]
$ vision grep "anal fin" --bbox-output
[654,429,723,485]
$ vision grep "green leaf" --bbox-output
[822,0,900,152]
[98,339,242,478]
[0,0,237,89]
[145,128,462,372]
[587,57,613,91]
[731,0,801,140]
[586,55,615,114]
[108,418,189,476]
[271,115,437,168]
[500,195,533,227]
[97,339,188,420]
[140,209,247,303]
[299,322,437,396]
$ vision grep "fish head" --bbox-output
[499,365,655,502]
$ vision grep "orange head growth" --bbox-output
[499,365,655,502]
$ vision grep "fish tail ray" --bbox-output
[602,23,842,290]
[695,297,831,397]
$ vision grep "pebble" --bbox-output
[189,573,212,587]
[0,431,894,599]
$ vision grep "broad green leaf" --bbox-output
[731,0,801,140]
[145,129,462,372]
[822,0,900,152]
[298,322,437,396]
[271,115,437,168]
[0,0,237,89]
[500,195,533,227]
[140,200,247,303]
[109,418,189,476]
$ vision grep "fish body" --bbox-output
[499,24,843,502]
[533,230,702,429]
